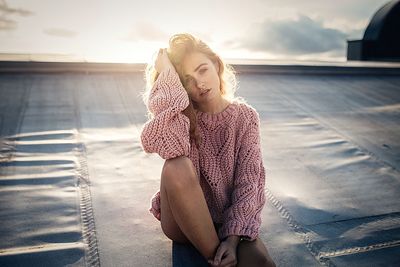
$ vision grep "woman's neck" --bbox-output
[195,97,230,114]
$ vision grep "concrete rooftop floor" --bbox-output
[1,63,400,266]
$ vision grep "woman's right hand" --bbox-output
[208,238,238,267]
[155,48,175,73]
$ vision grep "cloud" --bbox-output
[0,16,15,30]
[0,0,33,31]
[122,21,169,42]
[230,15,348,56]
[0,0,32,16]
[43,28,78,38]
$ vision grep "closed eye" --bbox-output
[199,68,207,74]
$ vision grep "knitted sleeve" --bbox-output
[140,67,191,159]
[219,107,266,241]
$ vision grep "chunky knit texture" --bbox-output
[140,68,266,241]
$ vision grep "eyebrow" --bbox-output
[185,63,207,77]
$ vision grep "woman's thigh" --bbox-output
[237,238,276,267]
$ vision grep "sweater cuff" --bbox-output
[218,220,260,242]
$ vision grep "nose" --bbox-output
[194,79,206,89]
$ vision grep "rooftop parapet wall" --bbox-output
[0,61,400,75]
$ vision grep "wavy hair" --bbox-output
[143,33,239,147]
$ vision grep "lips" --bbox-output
[200,89,211,96]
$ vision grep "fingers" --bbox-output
[156,48,164,61]
[208,241,237,267]
[158,48,167,55]
[154,48,174,73]
[219,254,236,267]
[156,48,167,62]
[214,246,224,265]
[156,48,163,60]
[208,255,236,267]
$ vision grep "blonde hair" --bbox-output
[142,33,239,147]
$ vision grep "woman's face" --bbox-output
[180,52,221,104]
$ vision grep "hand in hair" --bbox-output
[155,48,175,73]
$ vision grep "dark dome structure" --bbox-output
[347,0,400,61]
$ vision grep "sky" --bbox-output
[0,0,391,63]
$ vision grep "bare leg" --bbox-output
[237,238,276,267]
[160,156,220,260]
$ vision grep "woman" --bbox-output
[140,33,276,267]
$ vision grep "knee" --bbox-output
[162,156,195,178]
[161,156,197,190]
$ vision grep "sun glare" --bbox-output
[82,41,167,64]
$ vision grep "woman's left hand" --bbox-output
[208,236,240,267]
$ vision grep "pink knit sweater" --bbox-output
[140,68,266,241]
